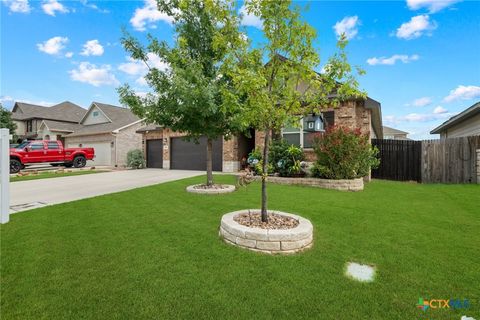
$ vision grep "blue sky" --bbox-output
[1,0,479,139]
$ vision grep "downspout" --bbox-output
[111,133,117,167]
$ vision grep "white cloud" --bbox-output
[396,15,437,39]
[406,0,460,13]
[80,40,104,56]
[333,16,360,40]
[385,110,453,124]
[69,62,119,87]
[42,0,69,16]
[2,0,30,13]
[433,106,448,114]
[407,96,432,107]
[239,5,263,29]
[65,51,73,58]
[80,0,109,13]
[37,36,69,55]
[367,54,419,66]
[443,85,480,103]
[118,53,168,86]
[130,0,174,31]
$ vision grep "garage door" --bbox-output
[170,137,222,171]
[147,139,163,168]
[68,142,111,166]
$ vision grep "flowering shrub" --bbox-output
[269,139,305,177]
[311,126,380,179]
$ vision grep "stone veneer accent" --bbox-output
[186,184,236,194]
[253,176,364,191]
[219,210,313,254]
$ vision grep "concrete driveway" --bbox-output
[10,169,203,213]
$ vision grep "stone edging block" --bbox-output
[253,176,363,191]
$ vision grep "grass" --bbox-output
[10,170,109,182]
[1,176,479,319]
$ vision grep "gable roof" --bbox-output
[430,101,480,134]
[40,120,84,133]
[383,126,408,135]
[11,101,85,123]
[68,102,141,137]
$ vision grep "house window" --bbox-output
[47,142,59,149]
[281,115,326,148]
[93,111,99,117]
[27,120,33,132]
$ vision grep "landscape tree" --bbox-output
[118,0,248,186]
[0,103,17,142]
[228,0,365,222]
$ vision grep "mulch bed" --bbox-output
[234,211,299,230]
[193,184,231,190]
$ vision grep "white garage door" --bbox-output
[67,142,112,166]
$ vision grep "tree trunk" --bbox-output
[261,129,270,222]
[206,138,214,187]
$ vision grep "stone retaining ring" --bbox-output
[186,184,236,194]
[219,209,313,254]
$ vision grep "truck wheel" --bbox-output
[10,159,22,174]
[73,156,87,168]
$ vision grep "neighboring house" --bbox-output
[65,102,144,167]
[11,101,144,167]
[137,97,383,172]
[383,126,410,140]
[430,102,480,138]
[11,101,85,144]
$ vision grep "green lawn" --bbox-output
[1,176,478,319]
[10,170,109,182]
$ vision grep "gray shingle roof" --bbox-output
[383,126,408,135]
[42,120,83,133]
[12,101,85,123]
[67,102,141,137]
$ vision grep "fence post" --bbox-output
[477,149,480,184]
[1,128,10,224]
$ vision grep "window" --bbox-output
[93,111,99,117]
[281,115,326,148]
[30,143,44,150]
[27,120,33,132]
[47,142,59,149]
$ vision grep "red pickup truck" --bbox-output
[9,140,95,174]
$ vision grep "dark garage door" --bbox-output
[170,137,222,171]
[147,139,163,168]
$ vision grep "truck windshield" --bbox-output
[16,142,30,149]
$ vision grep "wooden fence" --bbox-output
[371,139,421,182]
[372,136,480,183]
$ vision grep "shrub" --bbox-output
[247,147,274,175]
[269,139,305,177]
[311,126,380,179]
[127,149,146,169]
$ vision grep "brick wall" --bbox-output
[115,122,144,167]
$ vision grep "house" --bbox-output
[137,97,383,171]
[64,102,144,167]
[383,126,410,140]
[11,101,144,167]
[11,101,85,144]
[430,102,480,138]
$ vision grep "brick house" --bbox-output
[137,97,383,172]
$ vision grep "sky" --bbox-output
[1,0,479,140]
